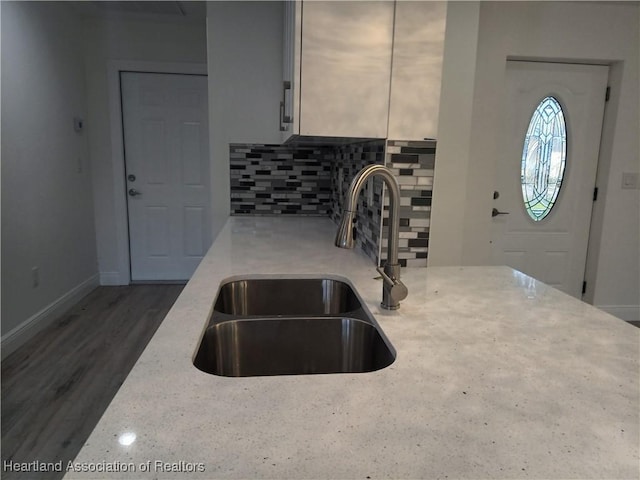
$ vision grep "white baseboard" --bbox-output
[1,274,100,359]
[99,271,127,286]
[595,305,640,322]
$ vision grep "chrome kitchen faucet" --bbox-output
[335,164,408,310]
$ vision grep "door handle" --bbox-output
[279,81,292,131]
[128,188,142,197]
[279,101,287,131]
[492,208,509,217]
[282,80,292,124]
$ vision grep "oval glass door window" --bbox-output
[520,96,567,221]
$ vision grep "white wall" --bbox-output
[1,2,99,348]
[428,2,481,265]
[83,14,207,284]
[430,1,639,319]
[206,1,284,238]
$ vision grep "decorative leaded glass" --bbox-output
[520,96,567,221]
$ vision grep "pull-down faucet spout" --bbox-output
[335,164,408,310]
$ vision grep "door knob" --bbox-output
[128,188,142,197]
[492,208,509,217]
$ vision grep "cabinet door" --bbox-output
[387,1,447,140]
[281,0,301,142]
[299,1,394,138]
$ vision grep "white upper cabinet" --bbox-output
[281,1,447,142]
[388,1,447,140]
[282,1,394,141]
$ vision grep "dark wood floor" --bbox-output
[1,285,184,480]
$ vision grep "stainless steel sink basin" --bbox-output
[193,317,395,376]
[213,277,362,316]
[193,275,395,377]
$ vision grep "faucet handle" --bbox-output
[376,265,398,284]
[388,281,408,305]
[376,266,408,306]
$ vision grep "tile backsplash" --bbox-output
[329,140,386,265]
[230,144,333,215]
[228,139,436,267]
[381,140,436,267]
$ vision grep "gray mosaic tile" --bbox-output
[329,140,386,265]
[230,144,333,217]
[228,138,436,268]
[380,139,437,267]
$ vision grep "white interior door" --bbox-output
[121,72,211,281]
[491,61,608,298]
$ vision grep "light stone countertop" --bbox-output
[66,217,639,480]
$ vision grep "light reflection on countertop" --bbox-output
[512,269,539,299]
[117,432,136,447]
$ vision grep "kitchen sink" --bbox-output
[193,275,395,377]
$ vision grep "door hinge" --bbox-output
[605,86,611,102]
[582,281,587,295]
[593,186,599,201]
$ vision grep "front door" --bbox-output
[121,72,211,281]
[490,61,608,298]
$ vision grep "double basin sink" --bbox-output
[193,276,396,377]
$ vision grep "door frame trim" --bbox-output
[106,60,207,285]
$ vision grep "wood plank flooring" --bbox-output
[1,285,184,480]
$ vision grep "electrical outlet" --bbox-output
[32,266,40,288]
[621,172,638,190]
